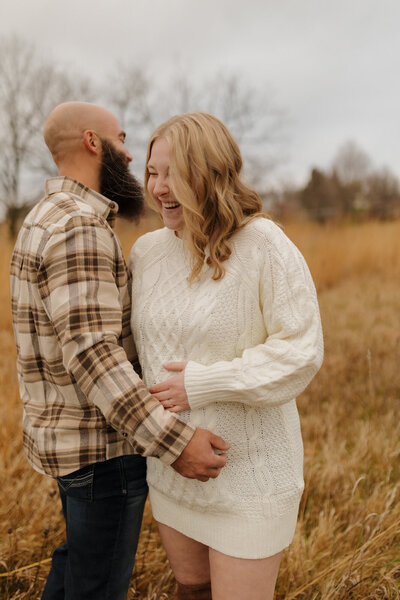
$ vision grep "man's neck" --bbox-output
[57,165,100,193]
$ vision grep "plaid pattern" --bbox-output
[10,177,195,476]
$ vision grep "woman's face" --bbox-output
[147,137,185,238]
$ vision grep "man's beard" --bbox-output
[99,139,144,221]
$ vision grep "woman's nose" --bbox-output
[154,176,168,195]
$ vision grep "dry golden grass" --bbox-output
[1,218,399,599]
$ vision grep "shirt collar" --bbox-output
[45,176,119,225]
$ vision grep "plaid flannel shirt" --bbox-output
[10,176,195,477]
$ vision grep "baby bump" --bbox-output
[148,401,302,510]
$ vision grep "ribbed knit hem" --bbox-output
[149,486,300,559]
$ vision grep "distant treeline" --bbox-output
[1,35,399,235]
[264,142,400,222]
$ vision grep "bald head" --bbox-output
[43,101,121,164]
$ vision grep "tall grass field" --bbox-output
[1,217,399,599]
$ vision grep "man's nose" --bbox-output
[125,150,133,163]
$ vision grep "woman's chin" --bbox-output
[161,208,185,235]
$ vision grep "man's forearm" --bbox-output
[69,337,196,463]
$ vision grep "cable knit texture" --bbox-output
[129,218,323,558]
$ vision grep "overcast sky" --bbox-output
[0,0,398,186]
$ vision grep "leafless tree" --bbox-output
[331,140,372,185]
[0,38,286,231]
[106,63,155,133]
[104,64,286,188]
[0,35,94,232]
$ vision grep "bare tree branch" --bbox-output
[0,35,95,217]
[103,63,287,187]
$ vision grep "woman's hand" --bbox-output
[149,362,189,413]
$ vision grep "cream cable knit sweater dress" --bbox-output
[129,217,323,559]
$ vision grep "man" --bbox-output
[10,102,229,600]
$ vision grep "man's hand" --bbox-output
[172,428,230,482]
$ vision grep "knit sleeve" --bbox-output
[184,223,324,409]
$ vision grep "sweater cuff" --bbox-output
[185,360,237,410]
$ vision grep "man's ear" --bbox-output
[83,130,101,155]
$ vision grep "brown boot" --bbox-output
[174,580,212,600]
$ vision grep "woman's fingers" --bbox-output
[161,400,173,409]
[152,390,171,401]
[149,381,169,394]
[163,361,187,372]
[168,405,184,413]
[161,400,187,412]
[149,365,189,411]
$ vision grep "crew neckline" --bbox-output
[165,226,184,247]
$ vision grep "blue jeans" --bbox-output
[41,454,148,600]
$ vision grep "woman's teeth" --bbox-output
[162,201,180,209]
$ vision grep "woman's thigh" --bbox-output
[209,548,283,600]
[157,522,210,584]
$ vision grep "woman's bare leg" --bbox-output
[157,522,210,585]
[158,521,282,599]
[209,548,283,600]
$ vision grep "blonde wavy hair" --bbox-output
[145,112,269,282]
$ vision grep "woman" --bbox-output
[129,113,323,600]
